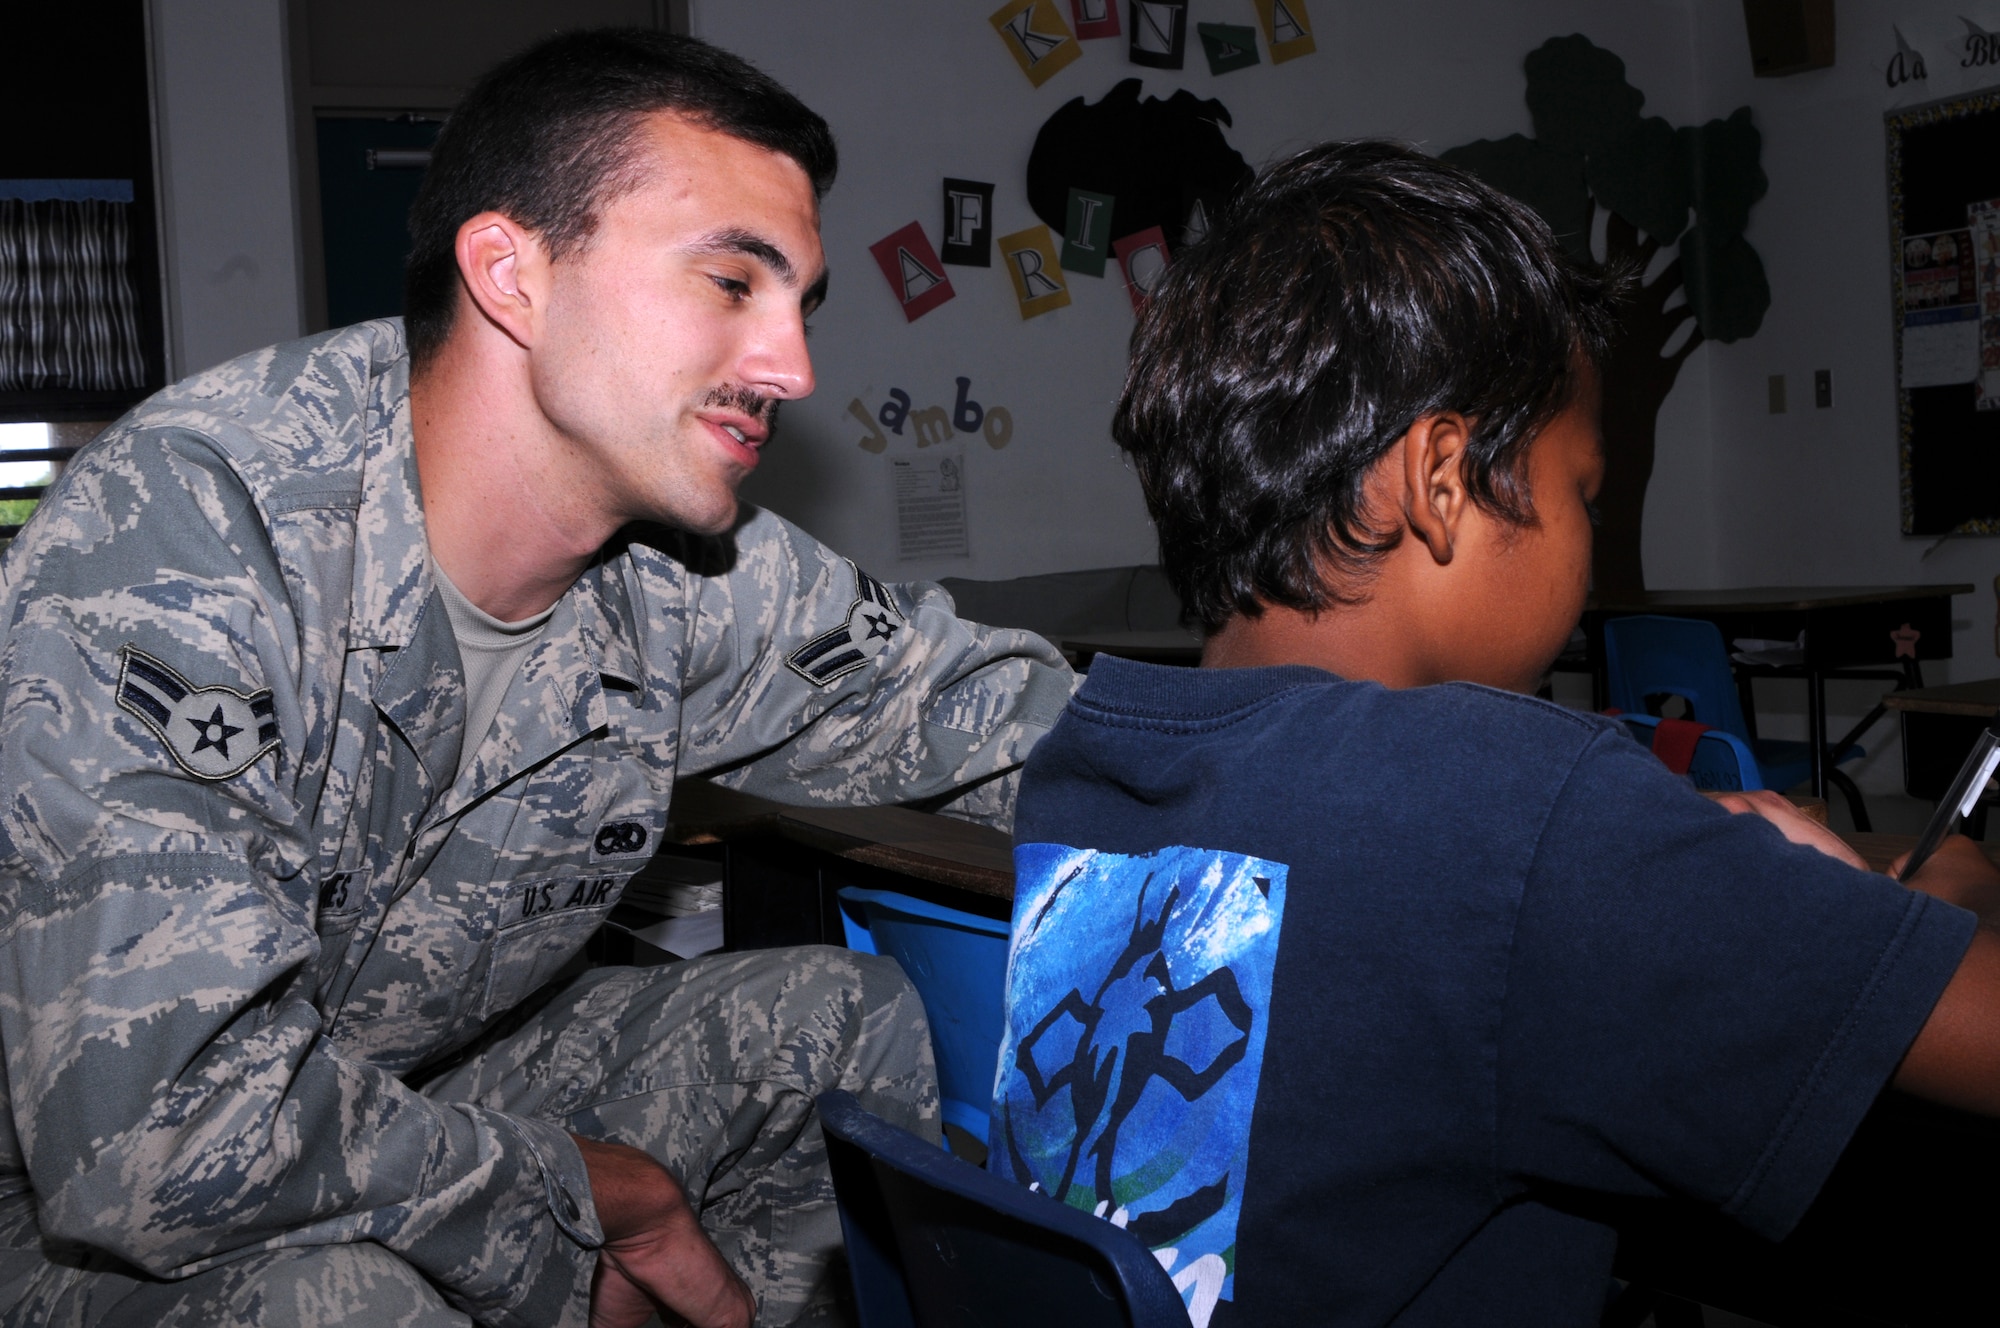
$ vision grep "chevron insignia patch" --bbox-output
[787,565,906,687]
[116,645,279,780]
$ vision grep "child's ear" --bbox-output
[1400,413,1472,565]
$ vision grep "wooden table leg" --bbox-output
[1808,669,1828,799]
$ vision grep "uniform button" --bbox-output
[561,1191,580,1221]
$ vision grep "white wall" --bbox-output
[695,1,1703,584]
[149,0,305,377]
[1671,1,2000,792]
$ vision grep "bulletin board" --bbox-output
[1888,88,2000,536]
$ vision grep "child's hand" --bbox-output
[1711,789,1868,871]
[1892,835,2000,924]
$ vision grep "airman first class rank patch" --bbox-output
[787,563,906,686]
[116,645,279,780]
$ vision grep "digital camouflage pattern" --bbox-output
[0,947,938,1327]
[0,320,1072,1324]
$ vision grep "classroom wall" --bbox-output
[1672,0,2000,793]
[149,0,306,377]
[692,1,1713,584]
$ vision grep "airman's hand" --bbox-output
[573,1134,754,1328]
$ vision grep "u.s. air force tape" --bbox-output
[786,563,906,687]
[116,645,279,780]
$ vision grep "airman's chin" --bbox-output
[673,495,742,537]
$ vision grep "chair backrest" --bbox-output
[1601,614,1752,741]
[836,887,1010,1143]
[1616,713,1765,792]
[818,1089,1193,1328]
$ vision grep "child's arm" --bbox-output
[1716,792,2000,1114]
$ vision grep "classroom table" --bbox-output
[1581,584,1974,800]
[1882,676,2000,818]
[660,779,1012,952]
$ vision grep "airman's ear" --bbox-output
[1400,413,1472,566]
[453,211,546,349]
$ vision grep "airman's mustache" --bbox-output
[700,385,779,426]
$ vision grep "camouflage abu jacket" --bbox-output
[0,321,1073,1325]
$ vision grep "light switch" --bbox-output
[1768,374,1787,413]
[1814,369,1832,408]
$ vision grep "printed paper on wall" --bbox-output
[1198,22,1261,75]
[1070,0,1120,39]
[1127,0,1188,70]
[942,179,996,267]
[990,0,1083,88]
[1113,225,1170,311]
[1061,189,1116,276]
[868,222,956,322]
[998,223,1072,318]
[1253,0,1315,63]
[1901,226,1979,389]
[893,454,970,560]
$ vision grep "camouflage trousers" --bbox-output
[0,945,939,1328]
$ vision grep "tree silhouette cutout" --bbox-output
[1026,78,1253,248]
[1443,35,1769,594]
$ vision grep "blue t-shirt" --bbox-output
[992,658,1975,1327]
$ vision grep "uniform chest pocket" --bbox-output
[476,870,635,1020]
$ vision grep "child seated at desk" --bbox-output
[988,141,2000,1327]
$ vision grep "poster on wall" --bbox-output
[1198,22,1262,75]
[998,223,1073,318]
[942,179,995,266]
[1114,226,1171,310]
[1070,0,1119,39]
[893,454,971,560]
[1253,0,1315,63]
[868,222,956,322]
[1128,0,1189,70]
[1900,226,1979,388]
[990,0,1083,87]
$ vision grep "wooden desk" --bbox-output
[666,780,1013,951]
[1840,830,2000,874]
[1881,677,2000,808]
[1582,584,1973,799]
[1059,628,1202,669]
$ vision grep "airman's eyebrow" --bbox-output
[687,228,800,285]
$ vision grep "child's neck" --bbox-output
[1201,602,1439,689]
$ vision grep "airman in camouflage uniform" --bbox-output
[0,23,1084,1328]
[0,313,1068,1323]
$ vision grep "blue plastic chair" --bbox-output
[1602,615,1866,821]
[1616,713,1764,793]
[836,887,1010,1144]
[818,1089,1193,1328]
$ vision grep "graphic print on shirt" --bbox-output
[995,843,1289,1328]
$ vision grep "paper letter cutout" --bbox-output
[953,377,985,432]
[849,398,888,452]
[998,224,1072,319]
[941,179,995,267]
[1114,225,1170,311]
[1198,22,1262,74]
[1061,189,1115,276]
[983,405,1015,448]
[1127,0,1188,69]
[1253,0,1315,63]
[879,389,912,435]
[990,0,1083,87]
[1070,0,1120,39]
[868,222,956,322]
